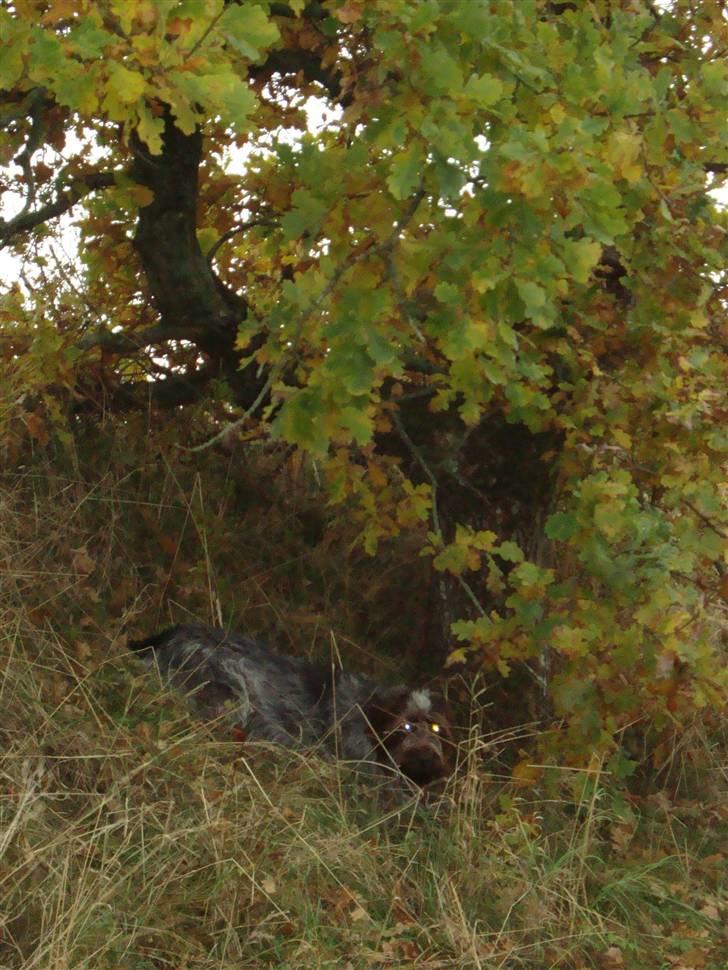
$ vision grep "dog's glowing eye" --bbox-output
[431,723,441,734]
[403,722,413,732]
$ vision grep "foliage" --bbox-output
[0,0,727,762]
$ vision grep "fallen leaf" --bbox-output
[599,945,625,969]
[261,876,277,895]
[71,545,95,575]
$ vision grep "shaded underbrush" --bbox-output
[0,449,725,968]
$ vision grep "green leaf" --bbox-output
[545,511,579,541]
[464,73,503,107]
[433,542,478,576]
[418,46,463,96]
[30,28,66,74]
[173,70,256,132]
[273,388,328,455]
[70,19,114,59]
[515,279,546,311]
[495,541,524,563]
[434,281,460,305]
[280,189,328,240]
[339,404,373,445]
[579,180,628,241]
[55,68,98,113]
[511,561,553,590]
[218,78,257,131]
[335,344,374,395]
[700,60,728,96]
[552,676,597,715]
[0,19,25,86]
[387,145,423,201]
[433,156,466,200]
[220,4,280,61]
[607,750,638,781]
[569,238,603,284]
[366,329,398,366]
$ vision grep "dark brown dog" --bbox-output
[129,624,453,786]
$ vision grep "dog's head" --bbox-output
[364,687,454,786]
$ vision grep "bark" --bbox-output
[128,116,265,408]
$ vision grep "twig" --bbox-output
[682,498,728,539]
[77,324,191,353]
[185,7,226,60]
[206,217,274,268]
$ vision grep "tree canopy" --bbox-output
[1,0,726,764]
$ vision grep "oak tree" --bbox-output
[1,0,726,761]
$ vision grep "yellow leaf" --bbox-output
[196,227,218,256]
[136,102,164,155]
[496,658,510,677]
[445,647,469,668]
[663,610,690,634]
[108,63,146,105]
[128,184,155,207]
[512,759,542,787]
[606,130,643,183]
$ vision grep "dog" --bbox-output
[128,624,453,786]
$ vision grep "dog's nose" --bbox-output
[401,749,444,784]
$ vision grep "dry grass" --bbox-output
[0,445,725,969]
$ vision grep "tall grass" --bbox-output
[0,448,725,968]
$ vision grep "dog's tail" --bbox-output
[128,627,178,655]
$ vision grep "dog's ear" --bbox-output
[361,687,410,740]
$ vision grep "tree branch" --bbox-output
[206,217,274,269]
[76,364,218,415]
[0,171,117,247]
[249,47,346,103]
[76,323,193,353]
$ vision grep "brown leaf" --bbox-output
[74,640,93,662]
[71,545,95,576]
[334,1,363,24]
[698,900,720,921]
[25,412,49,445]
[599,946,625,969]
[166,16,193,37]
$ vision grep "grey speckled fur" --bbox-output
[129,623,452,785]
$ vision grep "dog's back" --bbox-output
[129,623,453,785]
[129,624,336,746]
